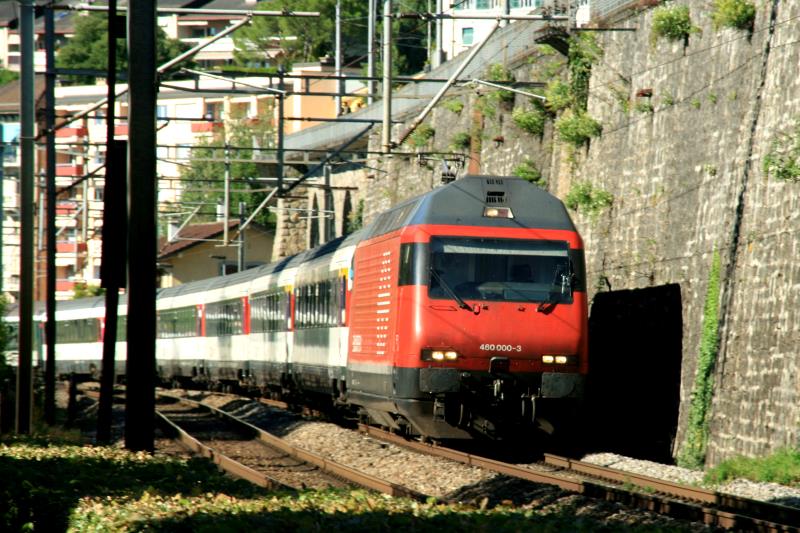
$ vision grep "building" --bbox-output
[157,220,273,287]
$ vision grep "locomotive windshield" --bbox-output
[428,237,573,304]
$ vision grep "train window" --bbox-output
[205,298,244,337]
[156,306,200,339]
[428,237,574,304]
[116,315,127,341]
[399,243,429,286]
[294,277,343,329]
[251,290,289,333]
[56,318,100,344]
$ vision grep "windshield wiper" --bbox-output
[430,268,472,312]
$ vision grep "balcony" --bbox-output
[114,124,129,136]
[56,242,88,254]
[56,201,78,216]
[56,164,84,177]
[191,121,223,133]
[55,126,88,139]
[56,279,76,292]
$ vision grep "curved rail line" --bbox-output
[358,424,800,532]
[158,394,428,501]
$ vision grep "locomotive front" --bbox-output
[391,176,588,439]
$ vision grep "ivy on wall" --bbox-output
[678,249,722,469]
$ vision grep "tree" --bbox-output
[177,110,277,230]
[56,13,189,84]
[0,68,18,86]
[233,0,428,74]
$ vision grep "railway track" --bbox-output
[358,424,800,532]
[155,393,427,500]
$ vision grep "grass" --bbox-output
[705,448,800,486]
[1,438,706,532]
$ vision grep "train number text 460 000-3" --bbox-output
[479,344,522,352]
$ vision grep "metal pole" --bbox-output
[397,21,500,146]
[223,143,230,244]
[17,0,35,435]
[381,0,393,153]
[44,5,57,426]
[367,0,376,105]
[0,124,4,294]
[426,0,432,68]
[434,0,443,68]
[97,0,120,445]
[237,202,245,272]
[277,69,285,192]
[125,0,157,453]
[335,0,342,116]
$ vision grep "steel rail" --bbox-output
[544,454,800,530]
[165,395,428,501]
[155,410,287,490]
[358,424,798,531]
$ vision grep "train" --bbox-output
[16,175,589,440]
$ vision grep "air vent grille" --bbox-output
[486,191,506,204]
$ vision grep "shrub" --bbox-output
[484,63,515,104]
[763,118,800,182]
[544,79,572,113]
[711,0,756,31]
[442,98,464,114]
[634,101,654,114]
[555,110,602,147]
[512,107,546,136]
[512,159,546,187]
[568,33,602,111]
[651,4,700,45]
[449,132,471,151]
[564,180,613,216]
[677,250,721,469]
[407,123,435,148]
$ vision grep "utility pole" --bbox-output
[434,0,443,68]
[125,0,157,453]
[367,0,376,105]
[97,0,124,445]
[335,0,342,116]
[223,142,230,244]
[17,0,35,435]
[277,68,285,193]
[44,4,57,426]
[237,202,245,272]
[381,0,393,153]
[0,123,4,294]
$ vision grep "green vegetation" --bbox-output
[56,13,188,84]
[0,439,700,532]
[564,180,613,216]
[407,123,435,148]
[345,198,364,235]
[650,4,700,46]
[555,110,602,147]
[449,132,471,151]
[442,98,464,114]
[707,92,718,105]
[512,107,547,136]
[705,448,800,486]
[661,91,675,107]
[711,0,756,32]
[568,33,603,112]
[678,250,722,469]
[634,101,654,114]
[763,118,800,183]
[73,283,106,299]
[178,110,278,229]
[485,63,516,104]
[234,0,428,73]
[512,159,546,187]
[544,79,572,113]
[0,68,18,86]
[691,98,701,109]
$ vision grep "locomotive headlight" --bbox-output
[542,354,575,365]
[422,349,460,361]
[483,207,514,219]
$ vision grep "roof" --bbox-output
[158,220,268,259]
[0,74,46,115]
